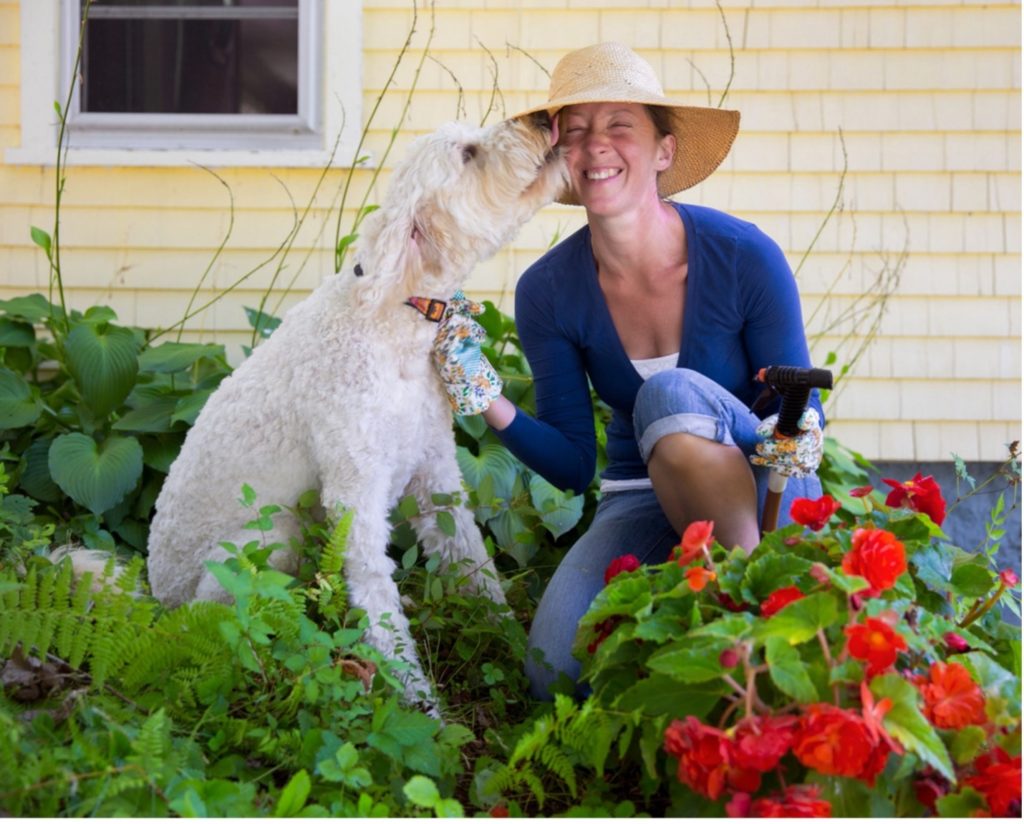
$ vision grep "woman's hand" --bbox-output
[749,408,824,478]
[431,291,503,416]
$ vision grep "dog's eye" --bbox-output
[461,145,478,164]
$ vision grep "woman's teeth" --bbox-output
[585,168,620,181]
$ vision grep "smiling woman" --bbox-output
[429,42,827,702]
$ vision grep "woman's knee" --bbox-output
[634,369,744,462]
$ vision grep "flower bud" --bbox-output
[1000,569,1020,588]
[943,632,970,653]
[810,563,831,584]
[719,648,740,669]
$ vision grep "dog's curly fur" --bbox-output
[145,115,566,709]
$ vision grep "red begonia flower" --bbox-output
[664,717,731,800]
[916,661,987,730]
[604,553,641,585]
[963,747,1022,817]
[673,520,715,566]
[731,714,798,772]
[844,617,908,676]
[790,494,841,531]
[913,772,949,815]
[760,586,805,617]
[882,472,947,526]
[1000,568,1020,588]
[793,704,892,785]
[685,567,717,593]
[586,617,622,655]
[841,527,907,593]
[663,717,759,800]
[749,784,832,818]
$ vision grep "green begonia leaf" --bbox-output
[870,674,954,781]
[754,591,840,644]
[765,636,819,702]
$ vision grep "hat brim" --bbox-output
[512,96,740,206]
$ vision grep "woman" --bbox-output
[433,42,824,699]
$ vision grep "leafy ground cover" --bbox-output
[0,293,1020,817]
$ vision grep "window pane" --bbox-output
[93,1,298,8]
[82,15,298,114]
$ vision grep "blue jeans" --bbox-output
[525,368,822,700]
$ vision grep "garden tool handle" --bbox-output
[755,366,834,534]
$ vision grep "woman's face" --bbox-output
[558,102,675,216]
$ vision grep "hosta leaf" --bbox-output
[172,388,214,426]
[0,293,62,324]
[19,437,63,502]
[0,367,42,428]
[64,321,139,417]
[112,395,181,433]
[456,444,519,501]
[765,636,819,702]
[49,433,143,515]
[870,673,955,781]
[528,473,583,539]
[0,318,36,347]
[138,341,225,373]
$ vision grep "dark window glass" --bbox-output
[81,1,299,115]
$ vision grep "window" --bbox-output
[9,0,363,166]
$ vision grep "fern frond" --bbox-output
[322,509,353,576]
[539,743,577,796]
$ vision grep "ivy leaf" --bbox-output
[754,591,840,644]
[765,637,819,702]
[870,674,955,781]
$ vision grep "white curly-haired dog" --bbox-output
[145,114,565,709]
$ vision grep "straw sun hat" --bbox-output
[514,42,740,205]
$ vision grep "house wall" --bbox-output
[0,0,1020,465]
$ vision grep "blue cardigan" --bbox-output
[496,202,822,495]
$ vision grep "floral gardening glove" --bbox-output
[749,407,823,478]
[431,290,503,416]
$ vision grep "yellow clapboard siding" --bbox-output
[0,0,1017,462]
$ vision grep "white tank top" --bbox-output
[599,352,679,493]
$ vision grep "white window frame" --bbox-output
[6,0,363,168]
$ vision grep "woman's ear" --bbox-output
[655,133,676,172]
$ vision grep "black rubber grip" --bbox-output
[760,366,834,391]
[756,366,834,437]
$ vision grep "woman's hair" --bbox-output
[645,105,674,140]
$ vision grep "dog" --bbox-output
[145,113,565,710]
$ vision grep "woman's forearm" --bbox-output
[482,394,517,431]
